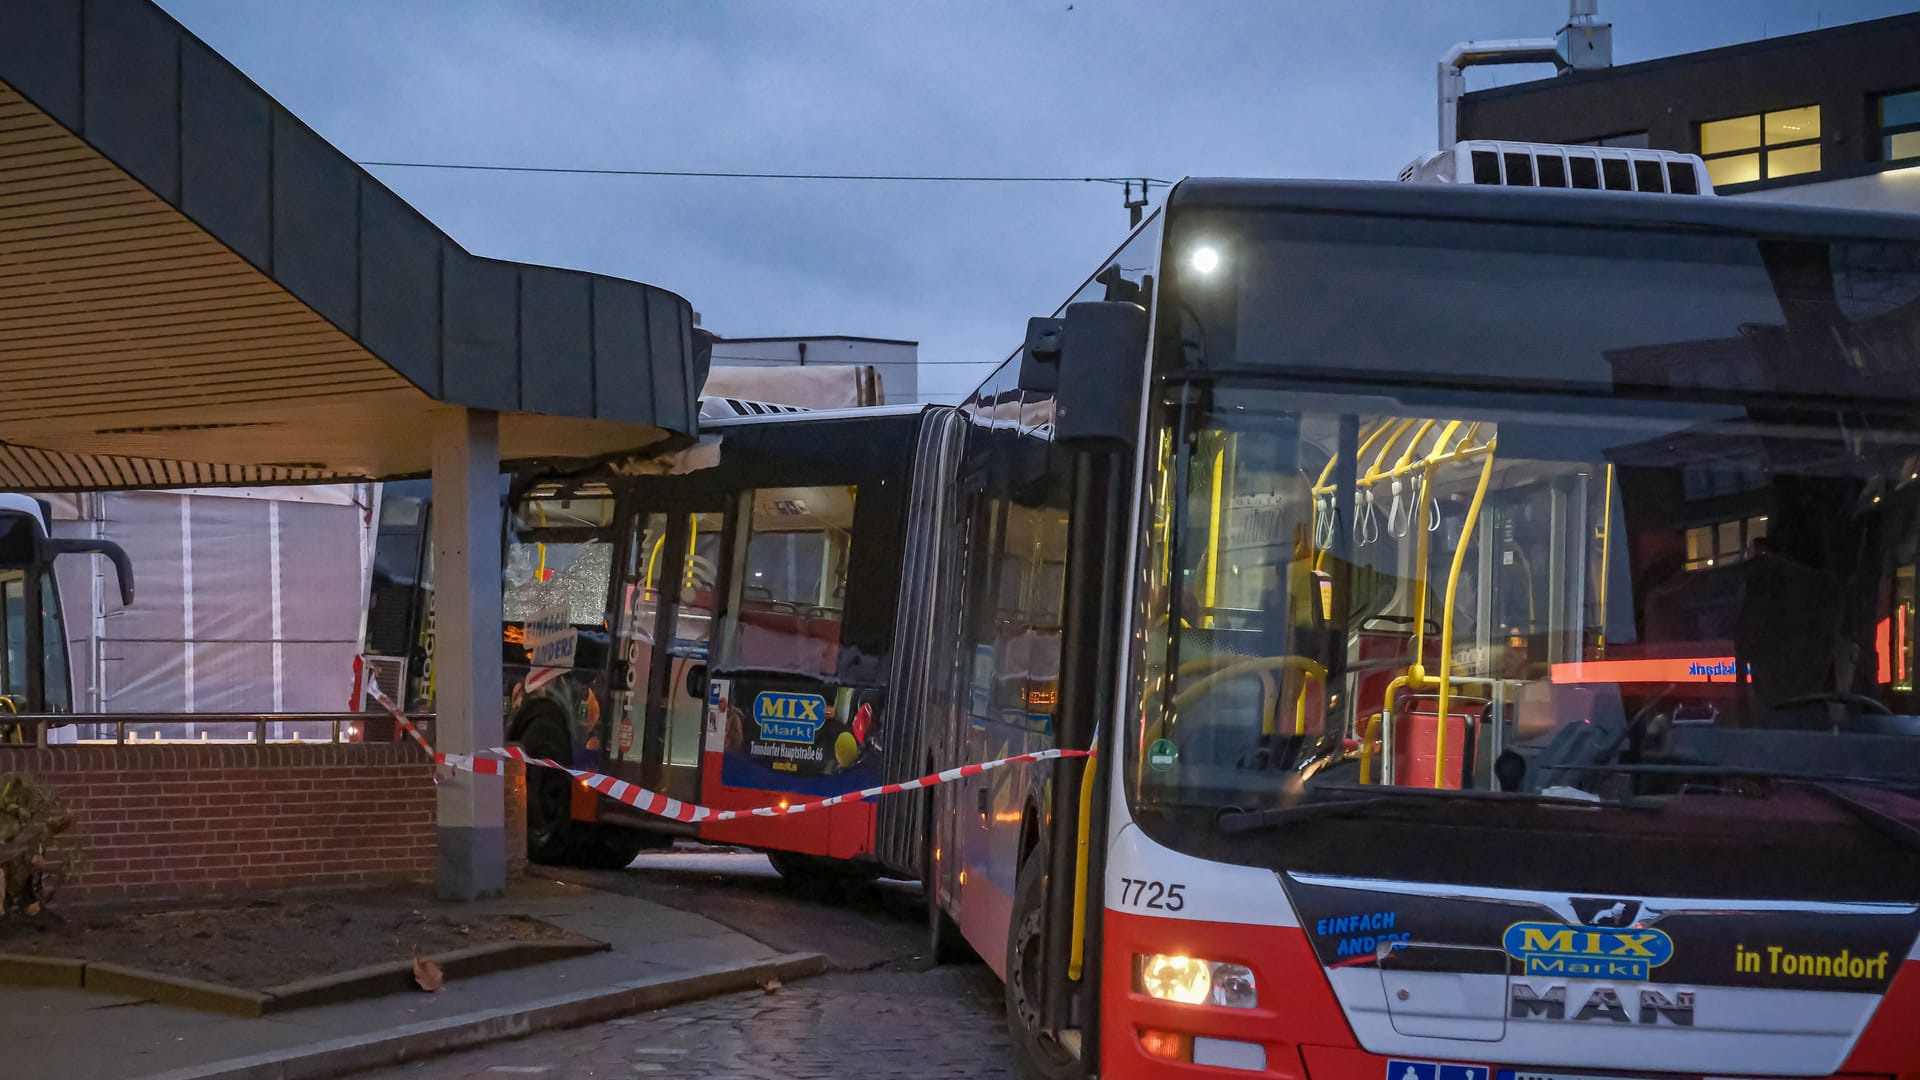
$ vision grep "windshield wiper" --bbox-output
[1571,763,1920,790]
[1215,783,1624,836]
[1575,765,1920,853]
[1784,780,1920,854]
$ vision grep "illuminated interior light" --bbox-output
[1189,246,1220,273]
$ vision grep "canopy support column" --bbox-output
[432,407,506,900]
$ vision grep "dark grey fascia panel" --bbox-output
[646,288,692,434]
[591,278,656,425]
[272,116,361,336]
[0,0,83,130]
[360,179,444,395]
[520,268,595,417]
[442,253,520,412]
[82,0,178,202]
[180,38,272,269]
[0,0,699,436]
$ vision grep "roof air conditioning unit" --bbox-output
[1401,140,1714,196]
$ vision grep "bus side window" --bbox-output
[1,573,25,706]
[40,570,69,712]
[727,486,857,679]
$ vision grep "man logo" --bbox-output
[1569,898,1641,928]
[753,691,829,745]
[1502,922,1675,981]
[1510,984,1694,1026]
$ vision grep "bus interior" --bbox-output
[1154,394,1920,809]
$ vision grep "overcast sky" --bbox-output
[156,0,1919,402]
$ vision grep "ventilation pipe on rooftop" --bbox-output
[1437,0,1612,149]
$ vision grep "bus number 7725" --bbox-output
[1115,878,1186,912]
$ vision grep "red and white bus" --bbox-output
[909,153,1920,1078]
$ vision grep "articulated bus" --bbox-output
[902,164,1920,1078]
[362,406,937,874]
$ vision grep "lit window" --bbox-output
[1698,106,1821,187]
[1683,515,1769,573]
[1879,89,1920,163]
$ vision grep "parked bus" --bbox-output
[0,495,133,739]
[903,165,1920,1078]
[363,160,1920,1079]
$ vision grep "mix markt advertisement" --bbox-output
[707,675,887,795]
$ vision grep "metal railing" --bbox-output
[0,713,435,749]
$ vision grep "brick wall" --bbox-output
[4,742,533,903]
[6,744,438,902]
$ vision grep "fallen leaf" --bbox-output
[759,977,781,994]
[412,950,445,993]
[24,902,41,917]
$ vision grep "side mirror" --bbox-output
[1017,317,1063,393]
[1054,300,1149,449]
[42,537,135,606]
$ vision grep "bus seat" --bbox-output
[1391,693,1488,789]
[803,609,842,676]
[737,601,810,672]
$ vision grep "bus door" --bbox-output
[614,504,728,803]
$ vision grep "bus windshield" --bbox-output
[1129,201,1920,894]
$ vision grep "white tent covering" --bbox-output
[699,364,884,409]
[40,487,374,716]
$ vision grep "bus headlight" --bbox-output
[1135,954,1257,1008]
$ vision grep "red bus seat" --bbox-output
[1391,693,1487,789]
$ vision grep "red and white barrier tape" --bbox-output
[363,682,506,777]
[359,676,1085,821]
[486,744,1090,823]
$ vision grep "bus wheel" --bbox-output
[768,851,881,888]
[576,825,651,870]
[1005,843,1079,1079]
[519,713,582,866]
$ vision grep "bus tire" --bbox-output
[768,850,881,887]
[1005,841,1080,1080]
[576,824,651,870]
[518,711,585,866]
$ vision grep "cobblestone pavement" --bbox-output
[357,852,1020,1078]
[358,964,1020,1079]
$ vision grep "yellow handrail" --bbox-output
[1596,462,1614,655]
[1366,424,1495,785]
[1068,735,1100,981]
[1359,712,1383,784]
[1393,419,1438,474]
[1432,438,1498,787]
[1204,445,1225,628]
[1173,655,1328,720]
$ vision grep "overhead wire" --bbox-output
[358,160,1174,188]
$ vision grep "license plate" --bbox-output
[1500,1072,1640,1080]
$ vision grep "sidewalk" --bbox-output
[0,877,825,1080]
